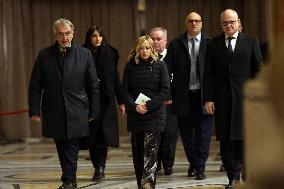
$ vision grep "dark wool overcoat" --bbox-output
[165,32,209,115]
[203,33,262,140]
[29,43,100,139]
[122,58,170,133]
[89,43,124,147]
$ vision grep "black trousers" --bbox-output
[131,132,161,188]
[158,105,178,169]
[220,139,243,181]
[54,138,80,184]
[88,120,108,168]
[220,93,244,181]
[178,90,213,173]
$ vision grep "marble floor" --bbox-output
[0,136,231,189]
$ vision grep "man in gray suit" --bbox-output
[166,12,213,180]
[203,9,262,189]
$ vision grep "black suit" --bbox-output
[166,32,213,174]
[157,52,179,172]
[203,32,262,181]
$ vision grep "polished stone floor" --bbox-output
[0,136,231,189]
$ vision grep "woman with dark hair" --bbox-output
[122,36,170,189]
[83,25,125,181]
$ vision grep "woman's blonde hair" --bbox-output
[128,35,158,64]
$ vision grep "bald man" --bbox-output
[165,12,213,180]
[203,9,262,189]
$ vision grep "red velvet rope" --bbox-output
[0,109,29,116]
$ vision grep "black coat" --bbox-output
[29,43,100,139]
[122,59,170,133]
[89,43,124,147]
[165,32,209,115]
[203,33,262,140]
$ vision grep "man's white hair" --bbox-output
[52,18,74,33]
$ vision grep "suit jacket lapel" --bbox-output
[217,33,232,59]
[233,32,244,56]
[179,32,190,68]
[199,34,206,61]
[180,33,189,54]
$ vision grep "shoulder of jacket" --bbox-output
[239,32,256,42]
[201,33,211,41]
[74,44,88,51]
[209,34,224,43]
[106,44,118,53]
[172,33,186,43]
[154,60,166,68]
[38,45,55,56]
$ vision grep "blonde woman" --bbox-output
[122,36,170,189]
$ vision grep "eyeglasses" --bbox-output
[56,31,73,37]
[221,20,238,27]
[186,19,202,24]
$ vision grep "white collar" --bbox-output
[225,31,239,40]
[160,48,167,56]
[187,32,201,41]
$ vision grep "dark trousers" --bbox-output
[220,93,244,181]
[178,90,213,172]
[54,138,80,184]
[131,132,161,188]
[89,120,108,168]
[158,105,178,169]
[220,139,244,181]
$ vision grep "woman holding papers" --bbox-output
[122,35,170,189]
[83,25,125,181]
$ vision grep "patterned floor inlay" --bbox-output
[0,136,232,189]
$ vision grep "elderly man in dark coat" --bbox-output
[29,18,99,189]
[203,9,262,189]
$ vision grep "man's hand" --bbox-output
[205,101,215,114]
[164,100,172,105]
[89,118,96,122]
[31,116,41,122]
[119,104,126,116]
[136,104,148,114]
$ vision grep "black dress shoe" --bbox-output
[187,167,195,177]
[195,172,206,180]
[58,182,77,189]
[156,163,162,173]
[225,179,240,189]
[219,164,225,172]
[225,183,233,189]
[164,167,173,175]
[92,167,105,181]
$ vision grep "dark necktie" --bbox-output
[191,38,196,60]
[227,36,234,55]
[159,54,163,60]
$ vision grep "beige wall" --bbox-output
[241,1,284,188]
